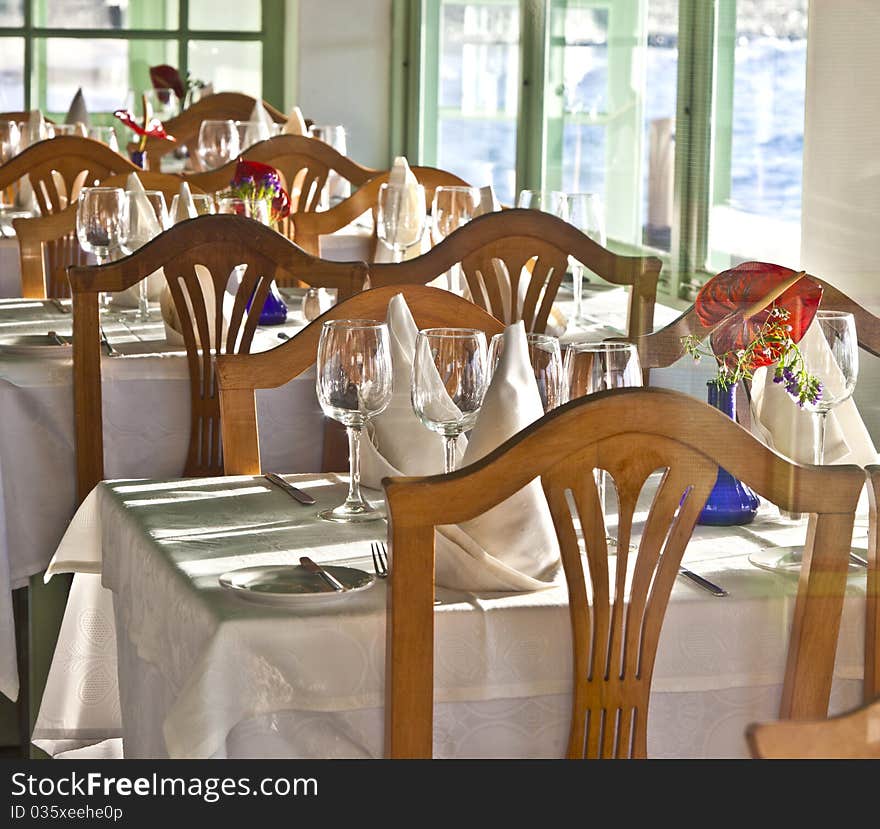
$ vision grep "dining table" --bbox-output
[33,472,867,759]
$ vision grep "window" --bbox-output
[0,0,284,119]
[405,0,809,302]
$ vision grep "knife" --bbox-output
[299,556,346,592]
[264,472,317,505]
[678,567,728,597]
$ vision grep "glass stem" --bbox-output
[444,435,457,474]
[344,425,366,507]
[392,246,403,264]
[814,410,828,465]
[572,263,583,320]
[137,279,149,321]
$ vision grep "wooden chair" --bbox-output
[747,696,880,758]
[67,214,367,500]
[215,284,506,476]
[368,208,661,339]
[632,276,880,370]
[0,135,137,215]
[13,171,195,299]
[291,166,470,258]
[381,386,864,757]
[135,92,287,170]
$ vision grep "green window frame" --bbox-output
[392,0,806,308]
[0,0,286,117]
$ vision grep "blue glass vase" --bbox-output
[129,149,147,169]
[697,381,759,526]
[248,281,289,326]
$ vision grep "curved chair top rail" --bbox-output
[369,208,662,289]
[67,213,367,295]
[633,275,880,370]
[215,284,505,394]
[184,133,379,194]
[0,135,138,190]
[384,386,864,521]
[291,166,470,239]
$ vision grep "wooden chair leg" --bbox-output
[27,572,71,759]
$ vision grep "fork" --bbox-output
[371,541,388,579]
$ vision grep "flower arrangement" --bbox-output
[114,95,176,159]
[681,261,824,408]
[149,64,210,108]
[221,159,291,228]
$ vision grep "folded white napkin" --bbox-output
[64,87,90,128]
[242,101,274,149]
[282,106,307,136]
[172,181,198,223]
[434,321,561,591]
[373,156,429,264]
[161,266,233,349]
[360,293,466,484]
[474,184,501,217]
[750,319,878,466]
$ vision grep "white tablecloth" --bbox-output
[34,475,866,759]
[0,239,20,297]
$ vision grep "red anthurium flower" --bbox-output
[695,261,822,370]
[149,64,185,100]
[113,109,176,142]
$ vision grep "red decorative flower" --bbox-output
[149,64,185,100]
[114,109,176,142]
[230,159,291,221]
[695,261,822,370]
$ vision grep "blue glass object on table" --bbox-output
[248,281,289,326]
[697,381,759,526]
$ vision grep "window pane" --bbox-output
[37,0,179,29]
[188,41,262,99]
[0,38,25,111]
[546,0,679,250]
[34,38,177,115]
[435,1,520,204]
[189,0,261,32]
[0,0,24,26]
[708,0,808,269]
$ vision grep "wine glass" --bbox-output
[217,196,270,225]
[488,332,566,413]
[432,186,480,293]
[0,120,21,165]
[51,123,87,138]
[749,311,860,572]
[562,193,606,320]
[309,124,349,206]
[234,119,278,151]
[87,126,119,152]
[564,341,643,548]
[316,320,393,522]
[517,189,568,217]
[120,189,168,321]
[76,186,127,312]
[197,120,239,171]
[376,182,427,263]
[412,328,488,473]
[171,192,215,216]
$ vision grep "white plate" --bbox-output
[0,333,73,357]
[218,563,376,606]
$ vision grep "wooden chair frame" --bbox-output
[381,387,864,757]
[369,208,661,340]
[67,214,367,500]
[291,166,470,258]
[136,92,288,170]
[12,171,194,299]
[215,284,506,477]
[0,136,137,214]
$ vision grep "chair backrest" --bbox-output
[369,208,661,339]
[137,92,287,169]
[747,697,880,758]
[291,166,471,257]
[12,171,198,299]
[215,284,506,477]
[633,276,880,370]
[67,214,367,500]
[0,136,137,214]
[381,387,864,757]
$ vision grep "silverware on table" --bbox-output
[47,330,68,346]
[264,472,317,505]
[371,541,388,579]
[50,298,71,314]
[277,332,290,341]
[678,567,728,597]
[299,556,346,592]
[849,550,869,568]
[99,325,117,356]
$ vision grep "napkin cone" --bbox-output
[434,321,561,591]
[243,100,274,149]
[360,294,466,486]
[749,319,878,466]
[111,174,166,308]
[171,180,198,223]
[282,106,307,136]
[374,156,427,264]
[474,184,501,217]
[64,87,90,129]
